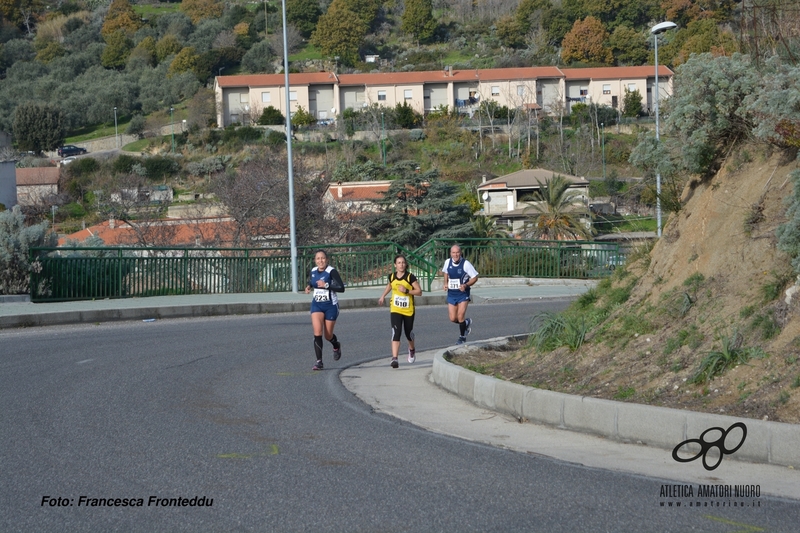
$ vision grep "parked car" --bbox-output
[57,145,87,157]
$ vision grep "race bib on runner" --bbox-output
[393,295,410,308]
[447,278,461,290]
[313,288,330,302]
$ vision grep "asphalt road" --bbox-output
[2,301,798,532]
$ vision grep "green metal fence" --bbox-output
[29,242,440,303]
[29,239,620,302]
[413,238,622,279]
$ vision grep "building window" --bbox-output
[579,88,588,96]
[612,96,618,108]
[261,92,271,103]
[239,93,248,103]
[404,89,412,99]
[517,85,525,96]
[491,86,500,96]
[378,90,387,101]
[603,84,611,95]
[289,91,297,101]
[628,83,637,92]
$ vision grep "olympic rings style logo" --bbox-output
[671,422,747,471]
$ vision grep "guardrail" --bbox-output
[29,239,621,302]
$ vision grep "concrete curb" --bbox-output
[432,336,800,468]
[0,294,448,329]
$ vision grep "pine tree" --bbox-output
[401,0,437,44]
[310,0,368,65]
[12,102,65,153]
[367,162,472,248]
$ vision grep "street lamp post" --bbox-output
[651,20,676,237]
[281,0,299,293]
[170,106,175,154]
[114,107,119,149]
[601,122,605,180]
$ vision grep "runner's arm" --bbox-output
[328,269,345,292]
[378,281,392,305]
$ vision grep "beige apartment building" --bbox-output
[214,65,674,127]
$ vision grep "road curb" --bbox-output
[0,295,450,329]
[432,336,800,468]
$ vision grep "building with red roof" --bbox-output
[215,65,673,127]
[16,167,60,206]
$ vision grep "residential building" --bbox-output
[0,160,16,209]
[323,180,391,214]
[477,169,590,234]
[215,65,674,127]
[59,217,287,248]
[15,167,60,206]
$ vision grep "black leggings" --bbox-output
[390,313,415,342]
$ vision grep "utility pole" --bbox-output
[381,112,386,167]
[114,107,119,149]
[170,107,175,154]
[601,122,605,180]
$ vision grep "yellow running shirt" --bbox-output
[388,272,417,316]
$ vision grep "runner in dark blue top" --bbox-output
[305,250,345,370]
[442,244,479,344]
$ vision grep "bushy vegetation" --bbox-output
[0,207,57,295]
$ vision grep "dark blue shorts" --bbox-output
[446,292,471,306]
[311,302,339,321]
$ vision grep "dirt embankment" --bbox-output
[451,145,800,423]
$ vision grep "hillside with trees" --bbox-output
[1,2,799,298]
[1,0,797,146]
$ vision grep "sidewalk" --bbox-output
[342,343,800,501]
[0,278,592,329]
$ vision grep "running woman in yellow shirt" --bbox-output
[378,255,423,368]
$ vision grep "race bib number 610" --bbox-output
[393,295,409,308]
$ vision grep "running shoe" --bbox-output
[456,336,467,345]
[390,358,399,369]
[408,349,416,364]
[465,318,472,337]
[312,360,324,371]
[333,344,342,361]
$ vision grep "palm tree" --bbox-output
[471,215,510,239]
[520,174,593,240]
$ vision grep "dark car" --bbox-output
[57,145,87,157]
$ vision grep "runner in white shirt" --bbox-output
[442,244,479,344]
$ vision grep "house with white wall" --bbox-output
[15,167,60,206]
[215,65,673,127]
[477,169,590,234]
[0,160,16,209]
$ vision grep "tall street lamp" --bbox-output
[170,106,175,154]
[651,20,676,237]
[114,107,119,149]
[281,0,298,293]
